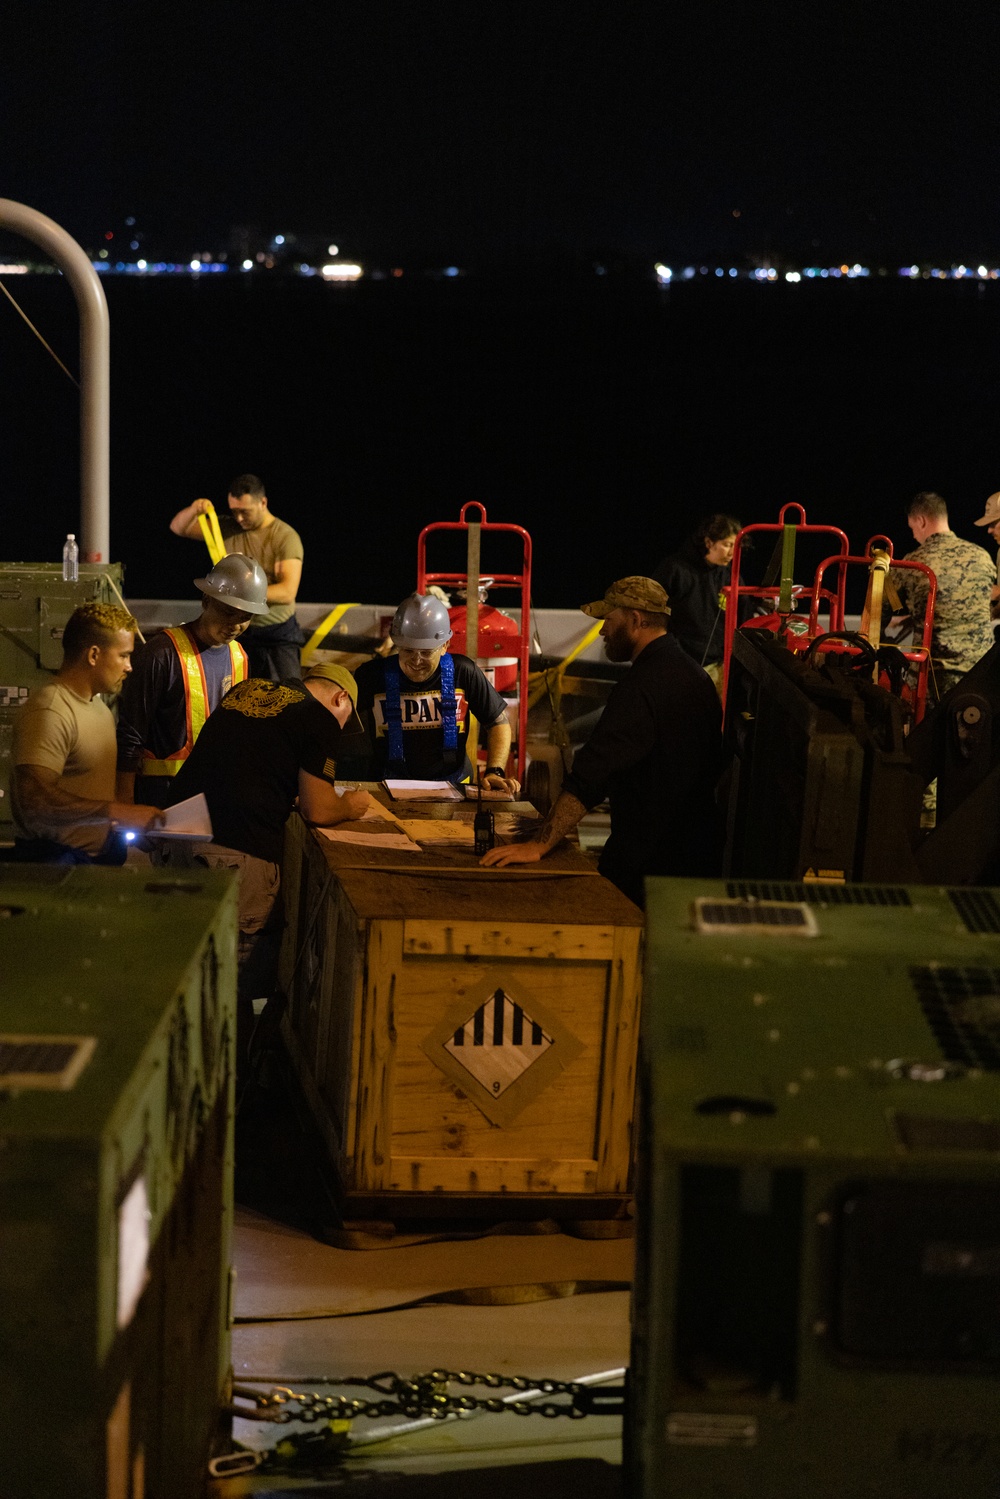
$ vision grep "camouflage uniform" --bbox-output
[891,531,995,699]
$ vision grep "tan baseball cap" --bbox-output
[974,492,1000,526]
[581,576,671,618]
[303,662,365,734]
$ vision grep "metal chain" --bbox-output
[231,1368,591,1424]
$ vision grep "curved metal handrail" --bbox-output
[0,198,110,561]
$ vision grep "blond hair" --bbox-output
[62,601,138,661]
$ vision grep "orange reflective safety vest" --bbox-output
[140,626,248,776]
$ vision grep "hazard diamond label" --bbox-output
[444,987,554,1097]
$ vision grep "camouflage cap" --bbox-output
[581,576,671,618]
[303,662,365,734]
[974,492,1000,527]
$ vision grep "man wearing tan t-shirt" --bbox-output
[169,473,305,682]
[12,602,162,863]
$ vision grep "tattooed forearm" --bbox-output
[534,791,588,849]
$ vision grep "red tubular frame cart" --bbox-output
[806,535,938,723]
[416,502,532,781]
[721,503,851,706]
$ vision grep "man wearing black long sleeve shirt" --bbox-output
[482,576,723,906]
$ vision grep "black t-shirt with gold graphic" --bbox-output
[167,677,349,862]
[340,652,507,782]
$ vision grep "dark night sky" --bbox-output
[4,2,1000,263]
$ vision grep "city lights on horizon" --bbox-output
[2,252,1000,285]
[3,210,998,287]
[320,261,363,281]
[653,260,1000,285]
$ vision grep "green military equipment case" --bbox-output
[0,562,125,835]
[628,878,1000,1499]
[0,863,238,1498]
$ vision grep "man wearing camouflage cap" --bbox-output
[482,576,723,906]
[973,490,1000,620]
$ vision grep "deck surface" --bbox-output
[212,1051,630,1493]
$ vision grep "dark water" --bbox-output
[3,273,999,609]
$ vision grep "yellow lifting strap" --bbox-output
[141,628,247,776]
[859,548,891,669]
[526,620,603,710]
[300,603,361,667]
[197,501,227,566]
[466,714,479,770]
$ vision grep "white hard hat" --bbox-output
[390,592,453,649]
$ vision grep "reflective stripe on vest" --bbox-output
[384,651,458,773]
[141,627,248,776]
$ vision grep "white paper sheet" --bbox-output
[334,786,406,823]
[382,779,464,802]
[318,828,421,852]
[150,792,213,840]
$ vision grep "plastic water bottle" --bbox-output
[62,533,79,582]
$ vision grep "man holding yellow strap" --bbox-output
[169,474,305,681]
[116,555,268,807]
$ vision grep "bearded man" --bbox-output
[482,576,723,906]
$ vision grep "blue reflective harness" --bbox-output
[384,652,460,775]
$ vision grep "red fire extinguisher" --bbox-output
[447,579,520,691]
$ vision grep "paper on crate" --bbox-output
[319,828,420,852]
[397,819,474,843]
[383,779,464,802]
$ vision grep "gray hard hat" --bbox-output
[390,592,454,649]
[194,554,269,615]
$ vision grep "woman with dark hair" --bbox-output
[652,514,742,686]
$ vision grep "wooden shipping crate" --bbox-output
[279,810,644,1217]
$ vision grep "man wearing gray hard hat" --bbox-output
[116,554,269,808]
[339,592,519,791]
[483,575,723,906]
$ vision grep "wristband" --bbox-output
[484,766,506,778]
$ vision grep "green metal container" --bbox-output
[0,863,238,1498]
[0,562,125,834]
[629,877,1000,1499]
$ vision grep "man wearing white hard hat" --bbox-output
[340,592,520,793]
